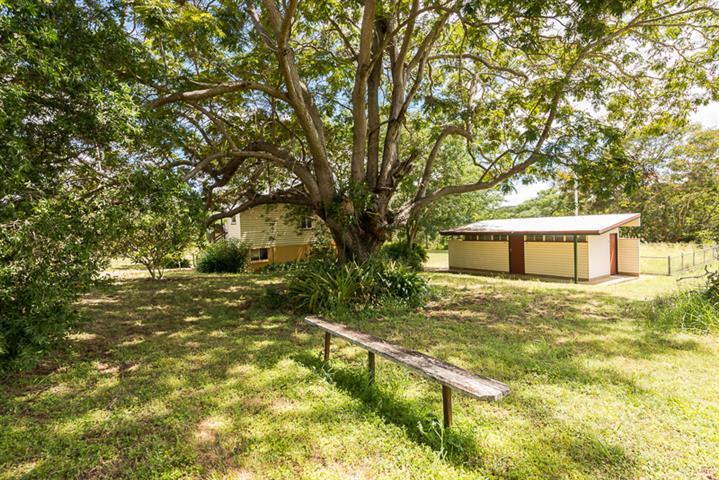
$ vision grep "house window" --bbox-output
[300,216,313,229]
[463,234,507,241]
[251,248,269,262]
[230,215,237,225]
[525,234,587,242]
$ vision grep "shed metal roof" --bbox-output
[440,213,641,236]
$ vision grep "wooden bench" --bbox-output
[304,316,510,427]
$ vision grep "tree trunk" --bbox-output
[325,212,388,263]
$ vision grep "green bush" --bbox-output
[1,199,109,371]
[196,239,251,273]
[381,240,428,270]
[646,291,719,333]
[159,254,191,269]
[285,258,430,313]
[647,270,719,333]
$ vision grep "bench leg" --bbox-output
[442,385,452,429]
[367,351,375,385]
[324,332,331,362]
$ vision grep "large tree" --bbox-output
[0,0,153,366]
[140,0,719,261]
[582,124,719,242]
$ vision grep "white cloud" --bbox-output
[502,180,553,206]
[691,102,719,128]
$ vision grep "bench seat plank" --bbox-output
[305,316,510,401]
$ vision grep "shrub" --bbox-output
[197,239,251,273]
[646,291,719,333]
[285,257,430,313]
[1,198,109,371]
[646,269,719,333]
[159,254,191,269]
[116,168,204,280]
[381,240,428,270]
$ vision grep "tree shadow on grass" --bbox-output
[293,351,484,467]
[0,272,709,479]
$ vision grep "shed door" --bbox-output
[609,233,618,275]
[509,235,525,274]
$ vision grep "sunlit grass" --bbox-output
[1,271,718,478]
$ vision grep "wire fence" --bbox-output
[641,245,719,276]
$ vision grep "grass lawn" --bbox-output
[1,271,718,479]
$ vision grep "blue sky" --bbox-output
[502,102,719,206]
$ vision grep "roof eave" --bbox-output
[596,212,642,235]
[440,229,602,236]
[440,213,642,236]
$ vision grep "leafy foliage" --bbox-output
[381,240,428,271]
[575,124,719,242]
[0,0,155,370]
[0,198,114,370]
[116,168,204,279]
[285,257,430,313]
[134,0,719,260]
[196,239,251,273]
[500,186,576,218]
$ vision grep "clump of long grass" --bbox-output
[646,268,719,333]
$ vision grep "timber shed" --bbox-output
[441,213,641,282]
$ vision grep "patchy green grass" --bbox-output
[1,272,718,479]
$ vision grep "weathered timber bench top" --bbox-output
[305,316,510,401]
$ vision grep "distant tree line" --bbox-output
[502,124,719,244]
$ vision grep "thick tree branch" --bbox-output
[257,0,335,206]
[149,81,288,107]
[350,0,376,182]
[207,187,312,224]
[414,126,473,202]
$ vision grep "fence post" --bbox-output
[668,256,672,276]
[693,251,696,266]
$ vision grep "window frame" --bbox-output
[525,234,587,243]
[299,215,313,230]
[250,247,269,262]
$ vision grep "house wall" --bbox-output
[524,242,589,279]
[588,233,610,279]
[618,238,640,275]
[225,205,315,247]
[246,244,311,271]
[447,239,509,272]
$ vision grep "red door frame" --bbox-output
[509,235,525,274]
[609,233,618,275]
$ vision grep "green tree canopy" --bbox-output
[0,0,157,368]
[582,124,719,242]
[135,0,719,260]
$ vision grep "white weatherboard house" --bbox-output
[222,205,316,270]
[441,213,641,282]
